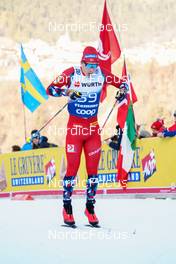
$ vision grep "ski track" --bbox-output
[0,198,176,264]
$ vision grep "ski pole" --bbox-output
[39,102,68,132]
[100,99,118,133]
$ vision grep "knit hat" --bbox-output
[81,46,99,64]
[151,119,164,131]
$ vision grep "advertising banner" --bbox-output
[0,137,176,197]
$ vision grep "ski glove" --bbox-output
[48,86,63,97]
[115,82,128,101]
[67,89,82,100]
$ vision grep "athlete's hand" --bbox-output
[116,82,128,101]
[115,89,126,101]
[67,90,82,100]
[120,82,129,91]
[48,86,63,97]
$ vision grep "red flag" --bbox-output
[122,58,138,104]
[129,78,138,104]
[97,0,121,102]
[117,59,130,129]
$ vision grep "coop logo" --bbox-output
[142,150,156,182]
[67,144,75,153]
[76,109,96,116]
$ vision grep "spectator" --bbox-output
[138,130,151,139]
[158,111,176,138]
[137,124,151,138]
[150,119,165,137]
[104,135,118,150]
[21,129,58,151]
[168,110,176,131]
[158,130,176,138]
[40,136,58,148]
[104,125,123,150]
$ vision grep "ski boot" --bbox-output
[85,202,99,226]
[63,202,75,226]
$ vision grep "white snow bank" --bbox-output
[0,198,176,264]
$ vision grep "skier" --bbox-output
[47,46,124,227]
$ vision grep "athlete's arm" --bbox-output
[46,67,74,97]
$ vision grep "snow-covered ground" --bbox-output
[0,198,176,264]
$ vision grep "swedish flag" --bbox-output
[20,45,48,112]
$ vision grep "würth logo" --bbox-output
[81,82,102,87]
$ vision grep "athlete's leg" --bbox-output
[84,125,101,177]
[63,122,84,225]
[83,126,101,225]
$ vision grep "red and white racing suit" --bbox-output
[47,66,122,204]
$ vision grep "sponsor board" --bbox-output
[0,137,176,196]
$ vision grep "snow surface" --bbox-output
[0,198,176,264]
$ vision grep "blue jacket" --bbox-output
[163,130,176,137]
[21,136,58,151]
[21,142,33,151]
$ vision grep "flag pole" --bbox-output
[19,43,27,141]
[22,96,27,141]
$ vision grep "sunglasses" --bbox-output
[85,63,98,69]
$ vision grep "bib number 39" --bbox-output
[77,92,97,103]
